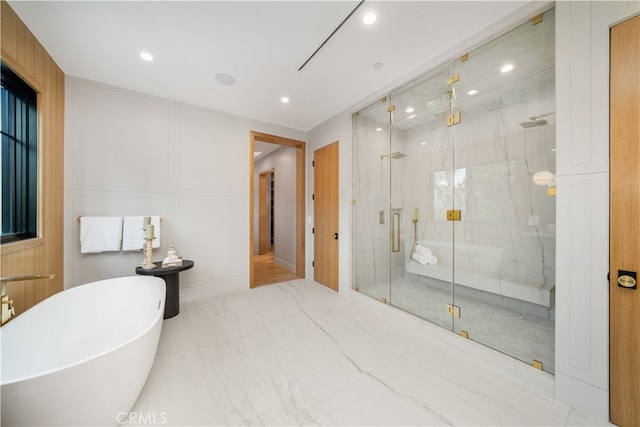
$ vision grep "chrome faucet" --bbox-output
[1,274,55,326]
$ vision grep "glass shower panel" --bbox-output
[450,8,556,372]
[352,97,392,302]
[387,62,455,330]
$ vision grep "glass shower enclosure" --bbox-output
[353,8,556,372]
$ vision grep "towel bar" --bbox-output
[77,216,164,222]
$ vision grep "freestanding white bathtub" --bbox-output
[1,276,166,426]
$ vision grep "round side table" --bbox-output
[136,260,194,319]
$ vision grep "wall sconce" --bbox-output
[533,170,556,196]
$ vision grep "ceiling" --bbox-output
[8,1,535,132]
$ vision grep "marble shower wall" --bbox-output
[404,83,556,288]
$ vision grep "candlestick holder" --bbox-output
[142,238,156,269]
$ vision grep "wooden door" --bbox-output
[610,14,640,427]
[314,141,339,291]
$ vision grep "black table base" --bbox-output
[136,260,194,319]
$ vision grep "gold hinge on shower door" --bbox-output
[387,105,395,113]
[446,112,461,126]
[532,14,543,25]
[446,304,461,318]
[446,210,461,221]
[447,74,459,85]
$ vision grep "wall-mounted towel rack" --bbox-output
[77,216,165,222]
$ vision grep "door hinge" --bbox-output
[312,261,315,267]
[446,112,461,127]
[312,160,315,167]
[447,74,460,85]
[460,53,469,62]
[446,210,461,221]
[446,304,461,318]
[312,227,315,234]
[312,194,315,200]
[532,360,543,370]
[387,105,395,113]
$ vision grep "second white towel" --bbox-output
[411,246,438,265]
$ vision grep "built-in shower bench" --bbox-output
[405,240,554,307]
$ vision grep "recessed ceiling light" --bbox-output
[215,73,236,86]
[467,89,478,96]
[407,114,416,119]
[363,12,376,25]
[280,97,290,104]
[501,64,514,73]
[373,62,383,71]
[139,51,154,62]
[376,127,383,132]
[420,142,427,145]
[406,107,414,113]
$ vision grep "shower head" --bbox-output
[519,119,548,129]
[380,151,407,160]
[519,111,555,129]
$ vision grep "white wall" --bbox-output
[64,76,305,300]
[555,1,640,421]
[253,146,298,272]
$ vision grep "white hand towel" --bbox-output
[80,216,123,253]
[415,245,432,256]
[122,216,146,251]
[411,251,429,265]
[411,251,438,265]
[122,216,162,250]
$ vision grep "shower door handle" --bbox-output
[333,233,339,240]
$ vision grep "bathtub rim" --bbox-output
[0,275,166,386]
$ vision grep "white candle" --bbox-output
[145,224,154,240]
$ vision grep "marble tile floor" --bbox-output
[131,279,606,426]
[360,277,555,373]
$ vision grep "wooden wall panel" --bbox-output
[1,1,64,315]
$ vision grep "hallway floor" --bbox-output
[131,279,607,426]
[253,248,299,287]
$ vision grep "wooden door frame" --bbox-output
[250,131,305,288]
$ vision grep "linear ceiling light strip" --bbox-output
[298,0,366,72]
